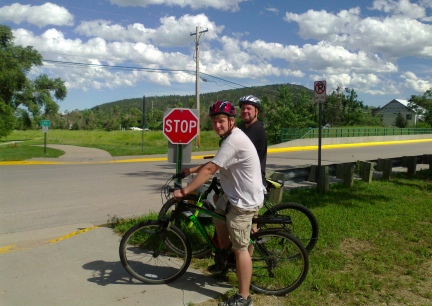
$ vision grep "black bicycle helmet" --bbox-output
[209,101,236,117]
[238,95,261,110]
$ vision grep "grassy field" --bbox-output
[110,170,432,306]
[0,130,221,161]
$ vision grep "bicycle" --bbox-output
[119,173,310,296]
[158,174,319,258]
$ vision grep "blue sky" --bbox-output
[1,0,431,112]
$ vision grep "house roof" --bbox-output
[394,99,409,107]
[375,99,426,115]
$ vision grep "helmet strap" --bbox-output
[218,118,235,145]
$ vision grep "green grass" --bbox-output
[0,130,221,161]
[111,170,432,305]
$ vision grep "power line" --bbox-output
[8,54,286,98]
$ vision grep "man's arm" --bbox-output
[174,162,220,198]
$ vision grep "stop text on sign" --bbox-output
[164,119,197,133]
[163,108,199,144]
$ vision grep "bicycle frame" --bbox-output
[168,199,223,252]
[166,195,294,254]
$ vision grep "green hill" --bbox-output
[90,83,312,114]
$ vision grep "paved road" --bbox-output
[0,138,431,305]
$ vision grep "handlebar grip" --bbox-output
[173,172,186,179]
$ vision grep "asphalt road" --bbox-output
[1,141,431,237]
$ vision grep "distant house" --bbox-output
[374,99,423,127]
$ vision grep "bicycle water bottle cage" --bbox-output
[265,178,284,190]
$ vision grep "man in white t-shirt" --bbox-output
[174,100,264,306]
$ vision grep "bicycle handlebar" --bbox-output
[167,174,220,200]
[172,172,186,180]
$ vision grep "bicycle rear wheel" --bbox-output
[119,220,191,284]
[250,229,309,296]
[262,202,319,253]
[158,197,214,258]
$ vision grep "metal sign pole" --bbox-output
[142,96,146,152]
[176,144,183,183]
[314,81,326,192]
[318,102,322,186]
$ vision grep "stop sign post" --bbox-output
[163,108,199,179]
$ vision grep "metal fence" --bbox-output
[279,128,432,143]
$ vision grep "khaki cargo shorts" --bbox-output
[215,193,262,251]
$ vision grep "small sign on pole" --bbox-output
[314,81,326,103]
[40,120,50,155]
[40,120,50,133]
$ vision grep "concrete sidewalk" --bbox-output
[30,144,114,162]
[0,225,229,306]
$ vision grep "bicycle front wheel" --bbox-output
[262,202,319,253]
[158,197,214,258]
[250,230,309,296]
[119,220,192,284]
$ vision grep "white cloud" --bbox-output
[369,0,426,19]
[109,0,245,11]
[284,7,432,59]
[12,28,194,90]
[0,3,74,28]
[75,14,222,47]
[401,71,432,92]
[265,7,279,15]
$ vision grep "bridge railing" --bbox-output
[279,128,432,143]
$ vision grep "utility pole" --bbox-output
[191,26,208,148]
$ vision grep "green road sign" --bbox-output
[40,120,51,127]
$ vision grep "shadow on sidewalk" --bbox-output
[83,260,230,298]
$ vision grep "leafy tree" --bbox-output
[0,25,67,136]
[15,108,32,130]
[393,112,408,128]
[147,109,164,130]
[408,88,432,127]
[264,85,314,143]
[0,101,15,137]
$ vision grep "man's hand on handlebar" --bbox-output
[173,189,184,199]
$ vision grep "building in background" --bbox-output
[374,99,424,127]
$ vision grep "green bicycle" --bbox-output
[158,174,319,258]
[119,173,309,296]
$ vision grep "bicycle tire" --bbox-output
[262,202,319,253]
[119,220,192,284]
[158,196,214,258]
[250,229,309,296]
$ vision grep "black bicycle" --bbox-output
[158,174,319,258]
[119,174,309,296]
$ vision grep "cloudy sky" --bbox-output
[1,0,431,112]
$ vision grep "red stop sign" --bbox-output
[163,108,199,144]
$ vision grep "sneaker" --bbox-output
[218,292,253,306]
[206,264,226,275]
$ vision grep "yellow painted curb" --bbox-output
[0,224,107,254]
[0,245,16,254]
[1,138,431,166]
[47,225,103,244]
[267,138,432,153]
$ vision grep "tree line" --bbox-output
[1,24,431,143]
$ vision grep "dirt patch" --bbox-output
[339,238,374,259]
